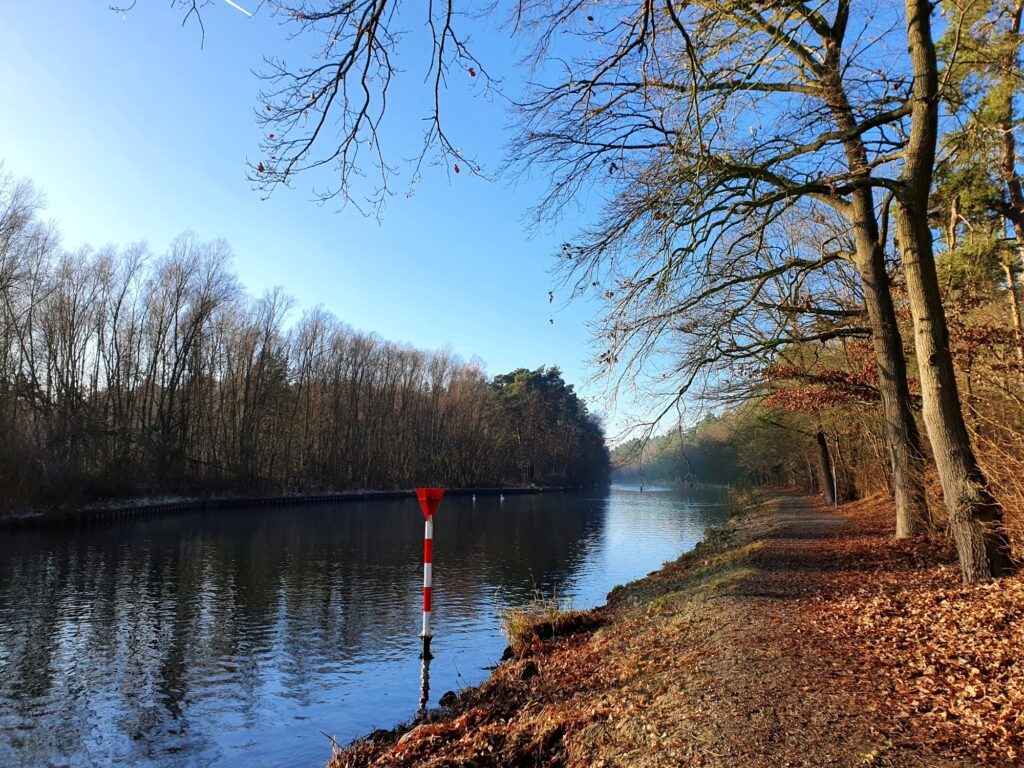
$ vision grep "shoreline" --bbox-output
[327,490,759,767]
[0,484,589,531]
[326,490,1022,767]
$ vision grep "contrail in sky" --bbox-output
[223,0,253,16]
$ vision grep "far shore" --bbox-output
[0,485,592,530]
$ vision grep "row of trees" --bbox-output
[609,240,1024,553]
[137,0,1020,582]
[513,0,1023,584]
[611,417,740,488]
[0,174,608,512]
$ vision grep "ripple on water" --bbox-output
[0,486,726,767]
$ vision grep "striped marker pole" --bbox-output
[415,487,444,660]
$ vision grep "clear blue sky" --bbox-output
[0,2,634,431]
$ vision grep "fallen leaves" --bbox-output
[802,496,1024,767]
[329,494,1023,768]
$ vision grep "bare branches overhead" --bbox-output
[146,0,492,210]
[493,3,915,425]
[252,0,490,209]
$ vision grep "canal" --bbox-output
[0,484,727,767]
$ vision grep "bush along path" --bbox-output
[328,492,1022,767]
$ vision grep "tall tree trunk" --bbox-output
[897,0,1015,582]
[995,3,1024,381]
[820,45,930,536]
[1003,257,1024,376]
[850,229,929,536]
[816,429,838,506]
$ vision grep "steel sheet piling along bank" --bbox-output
[415,487,444,660]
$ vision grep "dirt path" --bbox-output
[657,497,959,767]
[569,495,964,768]
[328,493,991,768]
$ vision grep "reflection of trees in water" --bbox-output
[0,496,607,764]
[0,541,221,764]
[606,487,729,539]
[0,489,730,766]
[435,493,609,604]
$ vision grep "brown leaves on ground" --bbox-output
[332,626,625,768]
[802,496,1024,767]
[329,493,1021,768]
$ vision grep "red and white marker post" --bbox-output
[415,487,444,660]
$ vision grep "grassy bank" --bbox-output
[328,491,775,768]
[327,490,1023,768]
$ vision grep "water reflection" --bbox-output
[0,485,726,767]
[417,655,430,717]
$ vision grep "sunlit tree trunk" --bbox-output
[897,0,1014,582]
[820,28,930,536]
[849,219,929,536]
[816,429,837,506]
[994,3,1024,381]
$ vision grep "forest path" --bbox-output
[646,495,963,768]
[570,493,967,768]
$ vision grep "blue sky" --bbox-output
[0,2,630,429]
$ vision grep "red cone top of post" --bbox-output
[415,487,445,519]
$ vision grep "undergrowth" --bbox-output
[501,590,599,657]
[725,482,758,518]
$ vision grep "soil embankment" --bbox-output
[328,492,1022,767]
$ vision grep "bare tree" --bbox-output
[888,0,1015,580]
[0,181,609,510]
[503,1,932,539]
[130,0,494,210]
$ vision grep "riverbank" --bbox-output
[0,485,585,530]
[327,491,1023,767]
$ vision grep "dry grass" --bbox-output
[500,591,586,657]
[972,409,1024,549]
[724,482,757,518]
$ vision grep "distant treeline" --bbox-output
[611,417,739,487]
[0,173,609,512]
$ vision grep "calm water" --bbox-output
[0,484,726,768]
